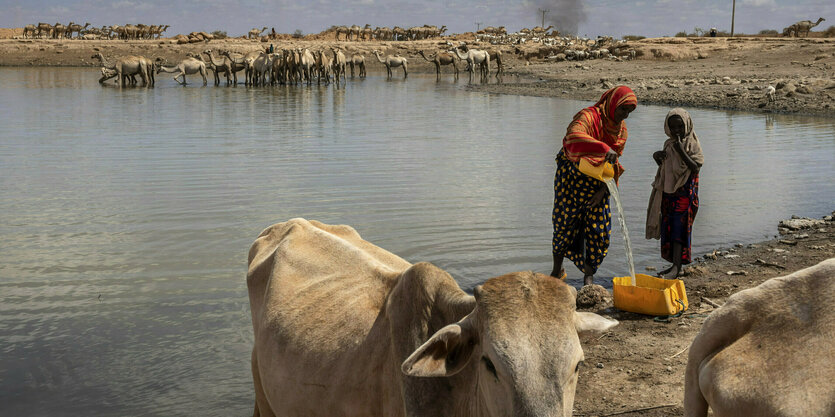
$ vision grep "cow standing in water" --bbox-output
[685,258,835,417]
[246,218,617,417]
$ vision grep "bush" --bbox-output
[292,29,303,39]
[211,30,227,39]
[622,35,645,41]
[825,25,835,37]
[675,31,688,37]
[758,29,778,36]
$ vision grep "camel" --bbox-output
[487,50,503,80]
[349,25,362,41]
[392,26,408,41]
[157,25,170,39]
[249,52,274,86]
[793,17,825,37]
[418,50,458,80]
[36,22,53,38]
[348,54,366,78]
[92,53,153,87]
[67,22,90,39]
[532,25,554,36]
[330,47,347,85]
[361,24,373,41]
[156,57,208,86]
[452,47,490,83]
[221,50,261,84]
[23,24,36,39]
[314,50,332,85]
[52,22,67,39]
[249,27,267,40]
[203,50,233,85]
[296,48,316,84]
[372,50,408,79]
[334,26,350,41]
[782,26,796,37]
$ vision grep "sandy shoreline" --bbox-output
[1,36,833,116]
[574,212,834,416]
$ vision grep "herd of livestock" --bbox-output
[94,44,512,88]
[21,23,169,40]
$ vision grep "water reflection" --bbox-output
[0,67,833,417]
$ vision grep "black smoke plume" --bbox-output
[532,0,587,35]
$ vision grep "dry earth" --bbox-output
[573,213,834,417]
[0,34,834,115]
[2,29,834,416]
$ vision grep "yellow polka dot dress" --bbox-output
[552,151,611,274]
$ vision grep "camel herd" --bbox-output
[22,22,169,40]
[94,47,364,87]
[92,42,511,88]
[332,24,447,41]
[782,17,826,37]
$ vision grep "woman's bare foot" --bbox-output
[662,265,681,279]
[550,268,567,280]
[658,265,674,277]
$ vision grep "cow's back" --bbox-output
[247,218,412,416]
[690,258,835,417]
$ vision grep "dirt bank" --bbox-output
[478,37,835,117]
[573,212,834,416]
[1,35,833,116]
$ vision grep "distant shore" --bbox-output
[0,35,833,116]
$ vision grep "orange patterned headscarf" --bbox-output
[562,86,637,178]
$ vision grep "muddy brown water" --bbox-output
[1,67,833,416]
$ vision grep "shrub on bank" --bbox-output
[623,35,645,41]
[211,30,227,39]
[759,29,778,36]
[825,26,835,37]
[292,30,303,39]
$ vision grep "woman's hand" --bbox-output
[604,149,619,164]
[653,150,666,165]
[588,184,609,207]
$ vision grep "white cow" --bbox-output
[247,218,617,417]
[685,258,835,417]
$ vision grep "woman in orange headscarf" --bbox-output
[550,86,637,286]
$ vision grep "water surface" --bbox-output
[1,67,833,416]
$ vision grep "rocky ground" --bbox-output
[478,36,835,117]
[572,212,834,416]
[0,35,833,116]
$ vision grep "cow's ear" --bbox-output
[401,322,477,377]
[574,312,618,338]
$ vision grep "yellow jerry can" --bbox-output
[578,159,615,182]
[612,274,689,316]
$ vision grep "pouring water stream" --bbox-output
[605,178,636,286]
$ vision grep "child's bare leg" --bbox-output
[663,242,683,278]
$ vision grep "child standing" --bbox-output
[646,108,704,278]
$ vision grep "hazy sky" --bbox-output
[2,0,832,38]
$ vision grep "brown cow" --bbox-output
[685,258,835,417]
[247,218,617,417]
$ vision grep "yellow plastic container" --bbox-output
[578,159,615,182]
[613,274,689,316]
